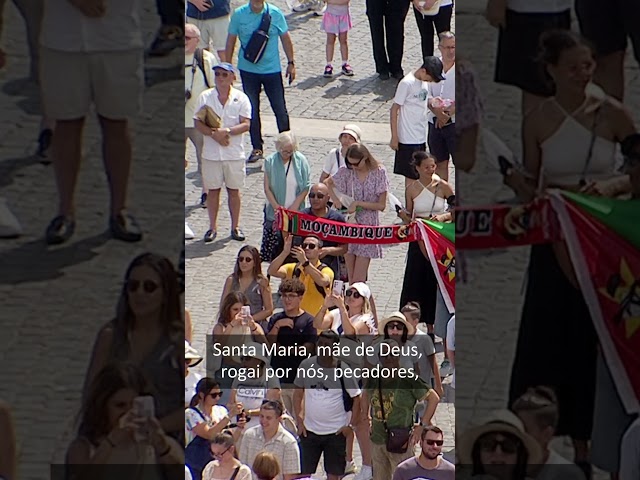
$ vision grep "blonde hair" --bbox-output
[274,131,299,153]
[252,451,281,480]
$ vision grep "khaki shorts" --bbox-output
[202,159,245,190]
[186,16,230,52]
[40,47,143,121]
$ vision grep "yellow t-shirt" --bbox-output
[283,261,334,316]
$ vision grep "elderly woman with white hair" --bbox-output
[261,131,311,262]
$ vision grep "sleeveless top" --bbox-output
[540,99,619,186]
[231,277,264,315]
[412,182,448,218]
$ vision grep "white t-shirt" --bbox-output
[184,405,228,445]
[428,63,455,124]
[185,50,217,127]
[507,0,572,12]
[393,72,429,145]
[294,357,361,435]
[185,466,193,480]
[41,0,143,52]
[194,87,252,162]
[412,330,437,383]
[185,370,203,406]
[327,309,377,335]
[446,316,455,389]
[323,147,346,177]
[621,418,640,480]
[232,375,281,430]
[284,161,298,208]
[536,450,585,480]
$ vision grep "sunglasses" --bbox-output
[127,279,159,293]
[302,243,317,250]
[212,445,232,459]
[238,256,253,263]
[308,193,326,199]
[424,439,444,446]
[209,392,223,399]
[478,436,519,454]
[387,322,405,330]
[214,71,231,77]
[345,290,362,299]
[346,158,363,168]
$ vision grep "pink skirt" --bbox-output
[321,10,352,34]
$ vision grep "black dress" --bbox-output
[508,244,598,440]
[400,241,438,325]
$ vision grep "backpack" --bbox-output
[194,48,211,89]
[292,262,330,297]
[338,362,354,412]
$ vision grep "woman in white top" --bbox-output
[398,151,453,335]
[504,30,635,470]
[202,432,252,480]
[412,0,453,60]
[319,124,362,182]
[314,282,377,335]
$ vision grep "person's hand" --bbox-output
[579,179,619,198]
[146,417,169,451]
[283,235,293,255]
[397,208,412,223]
[108,414,135,445]
[323,175,335,187]
[318,247,328,259]
[190,0,212,11]
[336,426,353,438]
[436,113,451,129]
[227,403,243,417]
[347,201,359,214]
[390,136,399,151]
[333,293,345,309]
[247,316,258,331]
[69,0,106,17]
[430,213,449,223]
[323,294,336,309]
[212,128,231,146]
[485,0,507,28]
[277,318,295,330]
[410,425,423,447]
[297,418,307,437]
[235,415,247,430]
[292,246,307,264]
[502,169,535,202]
[231,312,244,327]
[286,63,296,83]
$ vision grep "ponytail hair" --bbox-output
[190,377,220,408]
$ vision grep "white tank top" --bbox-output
[540,99,619,187]
[412,182,448,218]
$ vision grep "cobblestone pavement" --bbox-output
[455,1,640,475]
[0,1,184,477]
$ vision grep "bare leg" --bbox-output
[345,252,357,283]
[227,187,241,230]
[206,188,221,230]
[338,32,348,63]
[52,118,85,217]
[99,116,132,215]
[326,33,336,64]
[436,159,449,182]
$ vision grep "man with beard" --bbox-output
[392,425,454,480]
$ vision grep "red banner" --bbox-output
[276,208,418,244]
[417,221,455,313]
[456,200,561,249]
[551,193,640,413]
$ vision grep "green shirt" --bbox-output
[367,377,431,445]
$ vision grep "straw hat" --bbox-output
[378,312,415,336]
[185,341,203,367]
[457,409,544,465]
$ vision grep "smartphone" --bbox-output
[241,306,251,325]
[332,280,344,296]
[292,236,303,247]
[498,155,513,176]
[132,396,155,419]
[395,204,403,214]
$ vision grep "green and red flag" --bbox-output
[417,220,455,314]
[549,191,640,414]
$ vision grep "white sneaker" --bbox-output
[440,359,452,378]
[344,460,356,475]
[312,0,326,14]
[353,465,373,480]
[185,222,195,240]
[292,1,312,11]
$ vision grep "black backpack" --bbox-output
[292,262,330,297]
[194,48,210,89]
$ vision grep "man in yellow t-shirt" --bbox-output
[268,235,334,316]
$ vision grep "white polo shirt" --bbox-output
[428,63,455,125]
[40,0,143,52]
[394,71,429,145]
[194,86,252,162]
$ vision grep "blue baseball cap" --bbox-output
[213,62,236,74]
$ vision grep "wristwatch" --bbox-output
[301,260,310,268]
[288,60,295,66]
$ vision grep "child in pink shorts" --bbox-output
[321,0,353,77]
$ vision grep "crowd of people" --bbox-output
[183,0,456,478]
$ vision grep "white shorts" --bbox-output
[186,16,230,52]
[40,47,143,120]
[202,160,245,190]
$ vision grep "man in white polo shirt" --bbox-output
[194,62,251,243]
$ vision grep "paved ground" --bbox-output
[455,1,640,475]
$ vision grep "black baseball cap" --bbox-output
[421,56,445,82]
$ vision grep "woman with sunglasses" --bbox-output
[202,432,252,480]
[186,378,245,480]
[220,246,274,331]
[66,363,182,471]
[83,253,184,441]
[314,282,377,335]
[229,343,282,432]
[324,143,390,288]
[261,131,311,263]
[457,409,543,480]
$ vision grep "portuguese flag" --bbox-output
[417,220,455,314]
[549,191,640,414]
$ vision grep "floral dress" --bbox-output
[333,166,390,259]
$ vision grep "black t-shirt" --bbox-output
[299,207,347,278]
[267,311,317,384]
